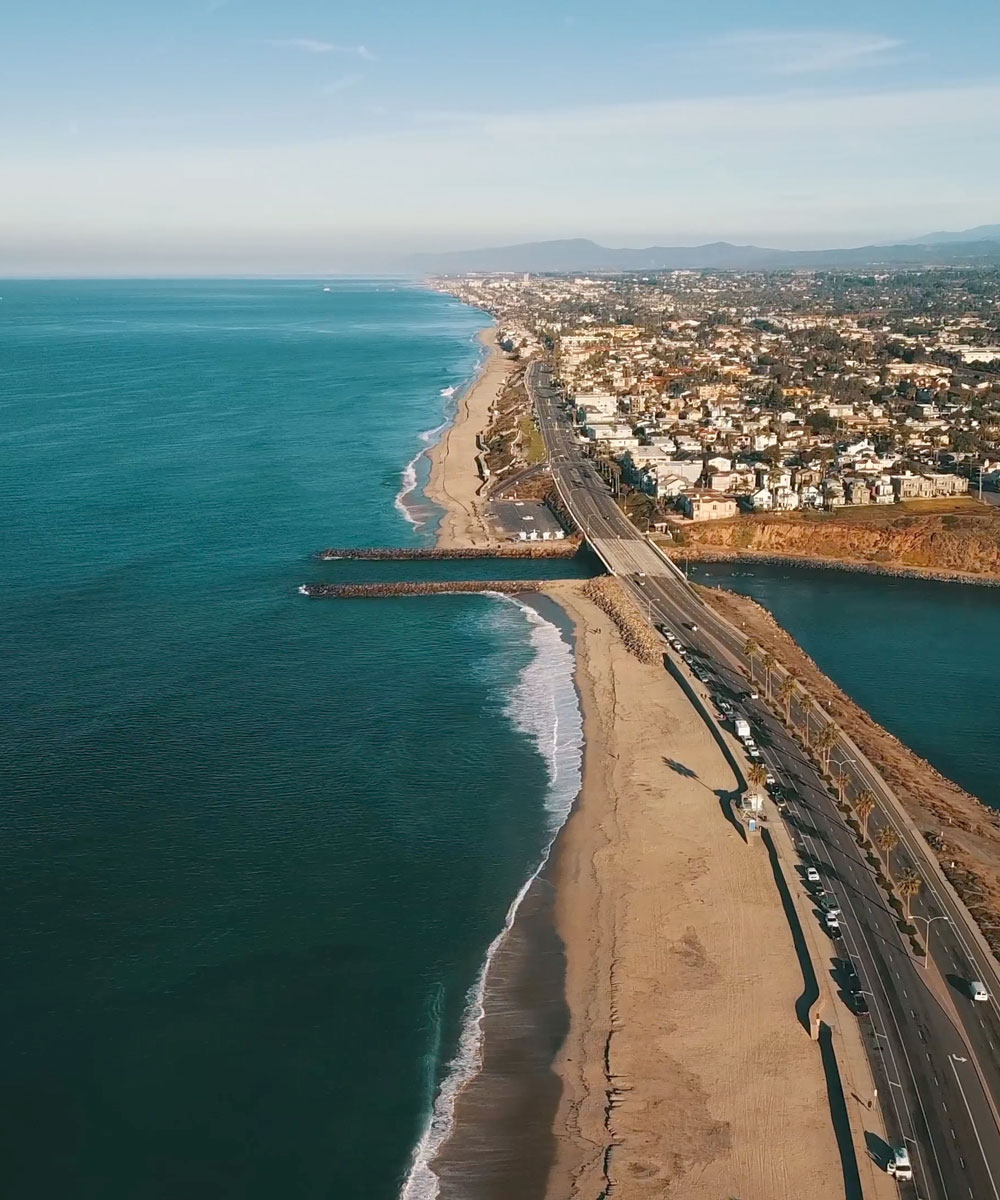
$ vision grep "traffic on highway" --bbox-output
[528,358,1000,1200]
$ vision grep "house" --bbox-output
[844,478,871,505]
[872,477,895,504]
[678,489,739,522]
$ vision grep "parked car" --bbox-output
[806,866,821,883]
[819,896,841,917]
[853,993,870,1017]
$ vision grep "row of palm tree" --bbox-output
[741,637,924,924]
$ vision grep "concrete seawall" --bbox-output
[299,581,548,598]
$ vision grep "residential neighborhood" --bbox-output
[441,269,1000,525]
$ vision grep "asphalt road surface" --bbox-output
[528,358,1000,1200]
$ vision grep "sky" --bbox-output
[2,0,999,273]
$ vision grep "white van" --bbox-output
[971,981,990,1002]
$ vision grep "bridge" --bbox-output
[526,357,1000,1200]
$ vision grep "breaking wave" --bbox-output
[399,597,582,1200]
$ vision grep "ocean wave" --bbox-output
[393,421,449,529]
[399,596,583,1200]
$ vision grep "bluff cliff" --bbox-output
[676,501,1000,580]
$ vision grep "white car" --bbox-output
[972,981,990,1002]
[825,912,841,930]
[765,770,776,785]
[806,867,821,883]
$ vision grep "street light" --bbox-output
[831,754,857,803]
[911,913,950,971]
[636,575,652,624]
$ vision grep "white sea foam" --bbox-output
[399,596,583,1200]
[393,421,449,529]
[439,385,457,398]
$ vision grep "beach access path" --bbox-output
[544,579,845,1200]
[425,327,512,548]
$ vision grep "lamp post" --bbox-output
[831,754,858,803]
[636,574,652,624]
[911,913,950,971]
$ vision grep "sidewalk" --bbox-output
[766,795,898,1200]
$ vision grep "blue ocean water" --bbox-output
[0,280,583,1199]
[691,562,1000,810]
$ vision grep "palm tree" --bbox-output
[856,790,876,843]
[778,673,798,725]
[898,870,922,921]
[747,763,768,791]
[799,694,815,748]
[876,826,899,881]
[744,638,759,682]
[761,651,778,700]
[816,724,838,773]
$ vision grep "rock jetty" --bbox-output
[314,544,580,561]
[582,576,662,664]
[299,580,547,598]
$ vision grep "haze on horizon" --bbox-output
[3,0,999,275]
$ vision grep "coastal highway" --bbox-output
[527,359,1000,1200]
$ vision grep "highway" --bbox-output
[528,359,1000,1200]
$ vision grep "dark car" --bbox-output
[853,993,870,1017]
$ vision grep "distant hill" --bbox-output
[903,224,1000,245]
[406,230,1000,274]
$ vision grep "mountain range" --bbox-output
[406,226,1000,274]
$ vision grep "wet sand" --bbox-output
[430,870,567,1200]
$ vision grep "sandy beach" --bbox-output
[418,349,847,1196]
[543,580,845,1199]
[425,326,512,548]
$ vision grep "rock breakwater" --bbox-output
[299,580,547,598]
[581,577,661,664]
[315,544,580,561]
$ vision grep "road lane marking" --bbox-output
[949,1056,1000,1200]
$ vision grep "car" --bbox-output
[971,981,990,1002]
[719,700,733,717]
[852,993,870,1017]
[743,689,759,701]
[825,911,841,929]
[747,746,762,760]
[765,770,776,786]
[819,897,841,917]
[805,867,821,883]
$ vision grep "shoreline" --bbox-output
[540,579,845,1198]
[672,545,1000,587]
[424,326,513,549]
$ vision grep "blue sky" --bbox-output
[2,0,999,271]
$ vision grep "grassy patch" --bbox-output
[519,415,546,465]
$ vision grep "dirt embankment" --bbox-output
[677,503,1000,581]
[701,586,1000,955]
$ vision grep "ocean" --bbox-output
[691,562,1000,810]
[0,279,586,1199]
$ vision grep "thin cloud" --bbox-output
[717,30,903,75]
[319,75,362,96]
[264,38,375,59]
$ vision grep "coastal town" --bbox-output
[440,269,1000,532]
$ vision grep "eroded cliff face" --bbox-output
[678,505,1000,578]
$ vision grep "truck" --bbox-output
[887,1146,912,1181]
[735,717,751,741]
